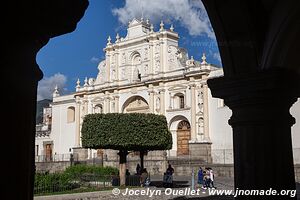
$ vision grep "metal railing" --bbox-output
[34,173,141,195]
[35,153,78,162]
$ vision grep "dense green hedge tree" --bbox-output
[81,113,172,186]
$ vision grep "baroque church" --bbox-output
[35,18,300,174]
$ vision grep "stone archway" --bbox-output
[177,120,191,156]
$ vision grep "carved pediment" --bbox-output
[168,85,187,91]
[123,96,149,113]
[91,97,104,103]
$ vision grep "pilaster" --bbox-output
[189,81,197,141]
[159,89,166,115]
[75,98,81,147]
[148,85,155,113]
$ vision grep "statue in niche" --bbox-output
[133,67,139,81]
[144,47,149,60]
[97,61,106,83]
[155,43,160,53]
[198,118,204,135]
[111,54,116,64]
[168,46,178,70]
[144,64,148,75]
[121,68,126,79]
[121,52,126,64]
[111,69,116,81]
[198,91,204,113]
[154,54,160,73]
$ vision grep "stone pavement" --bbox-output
[34,176,299,200]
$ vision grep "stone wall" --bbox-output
[103,150,168,176]
[189,142,212,163]
[34,160,300,182]
[35,161,71,173]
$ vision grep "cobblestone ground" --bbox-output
[34,177,299,200]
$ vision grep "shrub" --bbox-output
[34,172,78,194]
[64,164,119,179]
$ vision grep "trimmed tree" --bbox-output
[81,113,172,186]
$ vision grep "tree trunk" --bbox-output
[139,150,145,170]
[118,150,128,186]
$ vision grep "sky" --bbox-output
[36,0,221,101]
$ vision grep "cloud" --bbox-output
[37,73,67,101]
[90,56,101,63]
[112,0,215,38]
[213,52,221,63]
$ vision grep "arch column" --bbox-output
[202,81,210,141]
[208,69,299,199]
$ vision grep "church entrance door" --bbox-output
[177,121,191,156]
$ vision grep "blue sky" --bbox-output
[36,0,221,100]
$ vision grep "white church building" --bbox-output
[35,18,300,171]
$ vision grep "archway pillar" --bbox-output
[208,69,299,199]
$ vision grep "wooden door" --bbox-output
[177,121,191,156]
[45,144,52,161]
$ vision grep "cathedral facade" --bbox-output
[35,19,300,171]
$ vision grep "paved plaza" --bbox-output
[34,176,300,200]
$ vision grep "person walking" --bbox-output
[209,168,215,188]
[197,167,204,188]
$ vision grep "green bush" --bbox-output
[64,164,119,179]
[81,113,172,151]
[34,172,78,194]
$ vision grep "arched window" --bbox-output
[174,93,185,109]
[67,106,75,123]
[94,104,103,114]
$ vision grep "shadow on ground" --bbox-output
[150,180,189,188]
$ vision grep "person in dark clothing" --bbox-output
[166,164,174,175]
[164,164,174,187]
[136,163,141,175]
[197,167,204,188]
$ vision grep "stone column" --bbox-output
[169,92,172,109]
[184,89,187,108]
[149,43,154,75]
[115,95,120,113]
[190,82,197,141]
[159,89,165,114]
[115,52,119,81]
[83,99,88,115]
[203,82,210,141]
[87,99,92,114]
[104,92,110,113]
[75,98,81,147]
[208,69,299,199]
[148,84,155,113]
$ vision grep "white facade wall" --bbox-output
[51,97,76,155]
